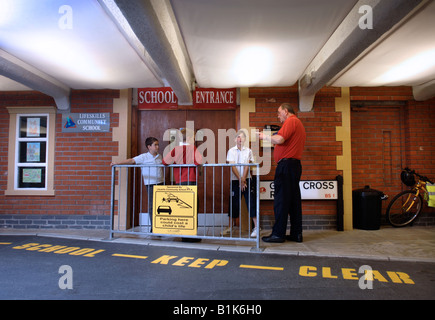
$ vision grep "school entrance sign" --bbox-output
[138,87,237,109]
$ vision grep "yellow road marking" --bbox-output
[0,243,12,245]
[112,253,148,260]
[240,264,284,271]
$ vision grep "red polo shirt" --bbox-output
[162,144,202,184]
[273,115,306,163]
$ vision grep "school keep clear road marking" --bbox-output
[239,264,284,271]
[112,253,148,260]
[2,240,417,284]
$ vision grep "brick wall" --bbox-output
[1,86,433,230]
[350,86,435,179]
[351,87,435,224]
[0,91,55,218]
[0,90,120,229]
[250,86,435,229]
[404,100,435,226]
[54,90,119,216]
[405,101,435,175]
[249,86,343,230]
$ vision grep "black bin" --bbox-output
[352,186,385,230]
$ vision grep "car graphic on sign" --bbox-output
[157,205,172,215]
[162,193,192,209]
[162,194,179,203]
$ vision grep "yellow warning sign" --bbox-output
[153,185,197,235]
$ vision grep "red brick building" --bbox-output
[1,86,433,231]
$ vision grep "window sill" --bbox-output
[5,189,55,197]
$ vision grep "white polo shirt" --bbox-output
[226,145,255,180]
[133,152,164,185]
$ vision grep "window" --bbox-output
[16,115,48,189]
[6,107,56,196]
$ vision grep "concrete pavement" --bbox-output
[1,225,434,263]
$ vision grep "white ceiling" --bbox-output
[170,0,358,87]
[0,0,162,89]
[1,0,434,111]
[332,0,435,87]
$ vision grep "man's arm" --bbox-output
[257,132,285,145]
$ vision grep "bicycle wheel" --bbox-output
[386,190,422,227]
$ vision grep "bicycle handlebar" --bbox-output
[404,167,434,184]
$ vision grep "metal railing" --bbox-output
[110,163,261,250]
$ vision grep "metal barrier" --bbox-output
[110,163,261,250]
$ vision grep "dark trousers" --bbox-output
[272,159,302,237]
[230,179,257,219]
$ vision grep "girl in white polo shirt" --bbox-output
[224,130,259,237]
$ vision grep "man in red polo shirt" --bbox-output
[257,103,306,243]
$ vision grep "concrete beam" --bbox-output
[298,0,425,111]
[0,49,71,111]
[103,0,193,105]
[413,79,435,101]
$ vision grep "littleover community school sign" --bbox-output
[62,113,110,133]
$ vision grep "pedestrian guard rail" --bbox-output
[110,163,261,250]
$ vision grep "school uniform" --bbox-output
[226,145,256,219]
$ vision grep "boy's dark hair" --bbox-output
[145,137,158,150]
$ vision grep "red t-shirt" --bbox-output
[273,115,306,163]
[162,144,202,183]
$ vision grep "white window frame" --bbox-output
[6,107,56,196]
[15,113,49,190]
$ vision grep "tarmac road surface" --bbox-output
[1,235,434,302]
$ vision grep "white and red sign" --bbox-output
[138,87,237,109]
[138,87,178,109]
[260,180,338,200]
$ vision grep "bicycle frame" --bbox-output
[387,168,433,227]
[403,180,427,213]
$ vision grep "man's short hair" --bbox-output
[280,103,296,115]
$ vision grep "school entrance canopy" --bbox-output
[1,0,435,111]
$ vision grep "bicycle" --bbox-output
[386,167,434,227]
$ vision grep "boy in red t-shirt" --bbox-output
[162,128,202,185]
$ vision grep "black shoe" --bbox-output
[262,234,285,243]
[285,234,303,243]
